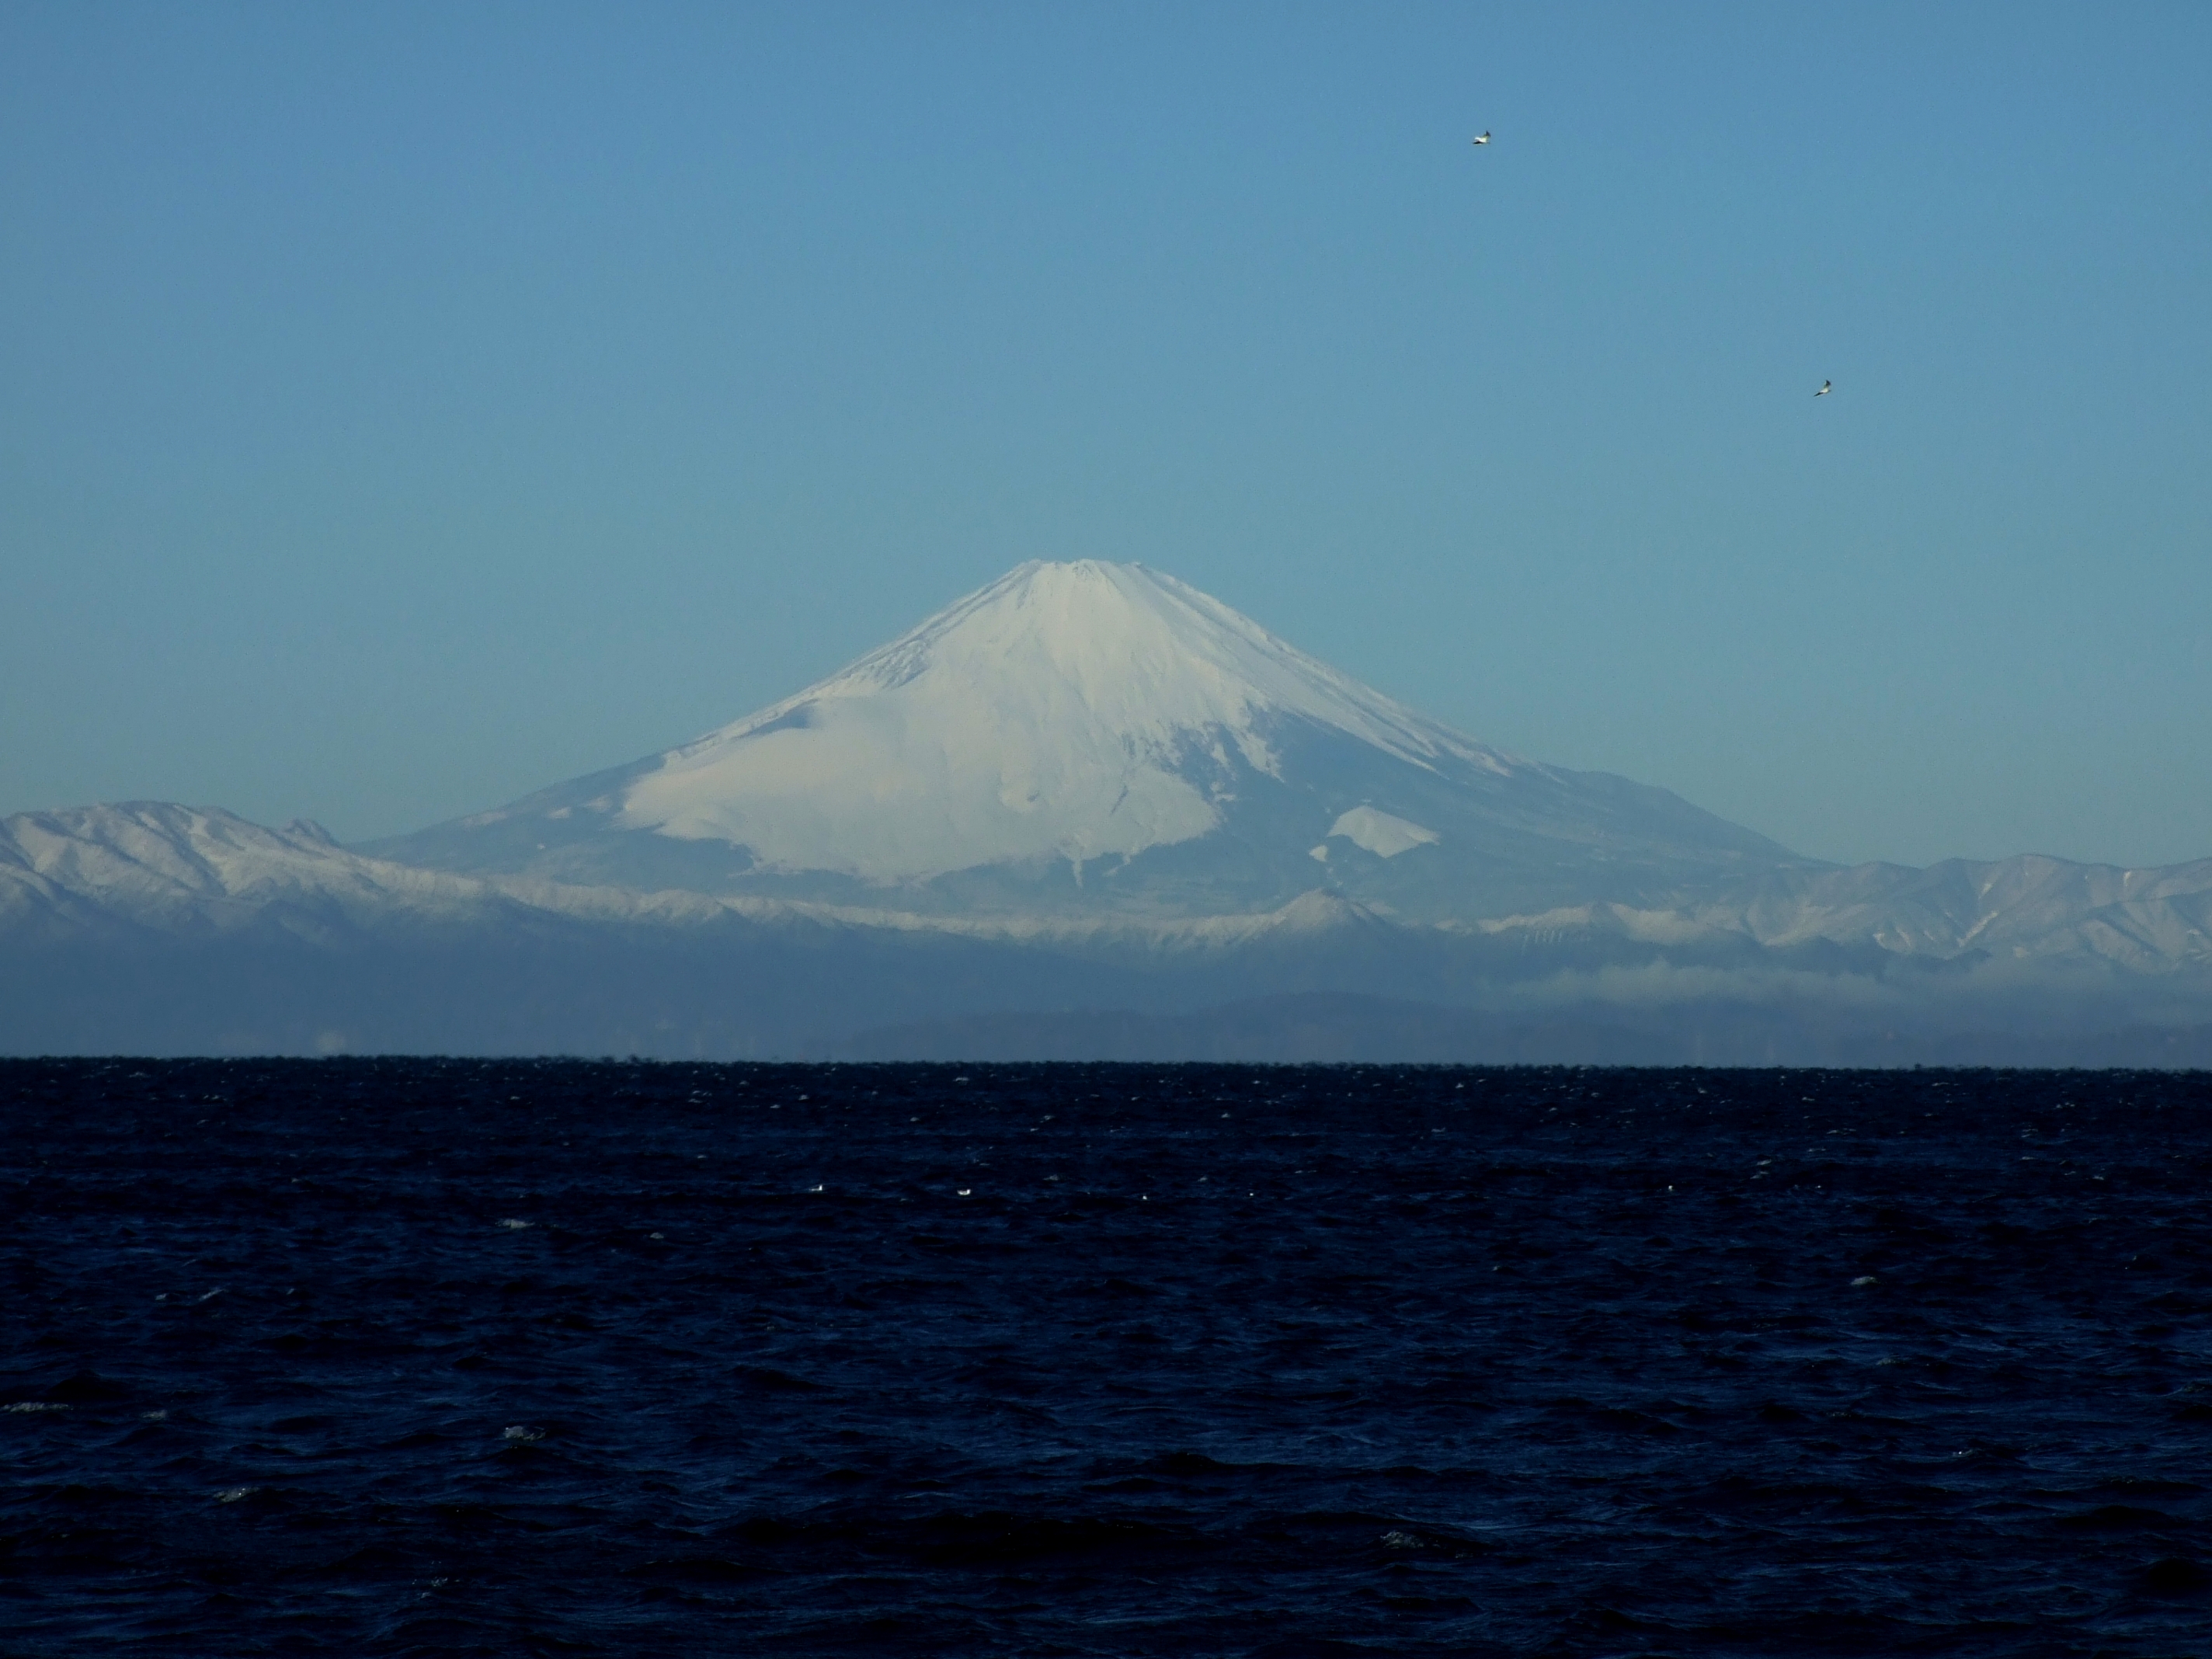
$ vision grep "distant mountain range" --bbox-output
[5,562,2209,1060]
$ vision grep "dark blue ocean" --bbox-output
[5,1060,2210,1656]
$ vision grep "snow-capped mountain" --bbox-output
[363,560,1801,919]
[8,561,2210,1059]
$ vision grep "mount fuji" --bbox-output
[363,561,1801,920]
[6,559,2212,1059]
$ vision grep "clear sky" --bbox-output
[3,2,2207,868]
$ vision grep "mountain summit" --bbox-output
[364,560,1803,918]
[622,560,1517,882]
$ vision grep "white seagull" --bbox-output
[1814,380,1832,397]
[1472,130,1490,146]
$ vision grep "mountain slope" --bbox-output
[363,560,1804,919]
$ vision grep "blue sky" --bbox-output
[3,2,2207,866]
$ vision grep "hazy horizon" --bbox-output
[5,3,2208,869]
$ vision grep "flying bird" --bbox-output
[1472,130,1490,146]
[1814,380,1832,397]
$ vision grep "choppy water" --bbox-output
[5,1059,2211,1655]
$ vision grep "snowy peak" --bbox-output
[698,561,1508,777]
[618,561,1515,882]
[365,556,1803,916]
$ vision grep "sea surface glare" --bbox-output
[5,1062,2211,1656]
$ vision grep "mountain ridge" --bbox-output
[7,801,2210,1059]
[9,801,2210,976]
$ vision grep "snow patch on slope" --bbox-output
[1327,806,1440,859]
